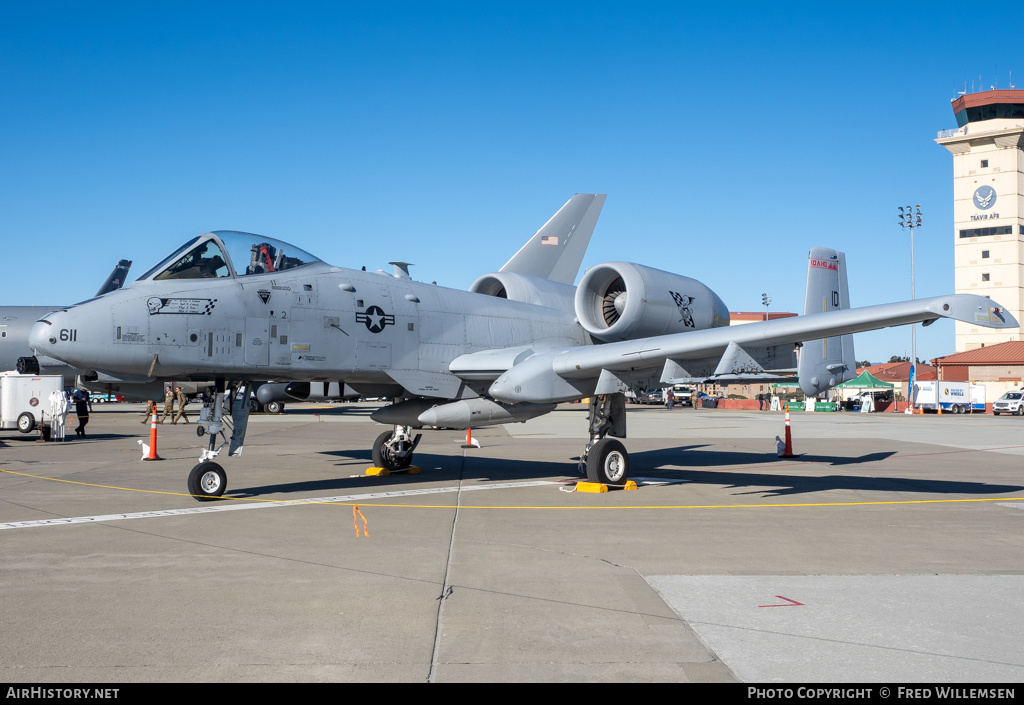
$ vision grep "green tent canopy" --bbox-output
[769,372,895,390]
[834,371,894,389]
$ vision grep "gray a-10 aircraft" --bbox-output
[25,196,1018,500]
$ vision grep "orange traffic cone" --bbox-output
[461,428,480,449]
[143,408,163,461]
[779,408,798,458]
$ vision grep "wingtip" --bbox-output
[933,294,1020,328]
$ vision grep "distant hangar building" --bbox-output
[936,88,1024,352]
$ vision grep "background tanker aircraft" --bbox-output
[1,259,132,377]
[26,195,1017,500]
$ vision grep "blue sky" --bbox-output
[2,2,1021,363]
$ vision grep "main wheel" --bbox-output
[265,401,284,414]
[17,412,35,434]
[187,462,227,501]
[586,438,630,485]
[372,430,413,470]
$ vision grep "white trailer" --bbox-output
[913,380,986,414]
[0,372,64,433]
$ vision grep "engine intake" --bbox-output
[469,272,576,310]
[574,262,730,342]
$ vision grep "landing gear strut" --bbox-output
[372,425,422,471]
[580,393,630,485]
[187,380,251,500]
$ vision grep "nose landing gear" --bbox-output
[187,381,251,501]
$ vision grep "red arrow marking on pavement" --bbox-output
[758,595,804,607]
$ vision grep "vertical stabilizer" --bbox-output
[799,247,856,396]
[95,259,133,297]
[499,194,606,284]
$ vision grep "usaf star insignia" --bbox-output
[356,305,395,333]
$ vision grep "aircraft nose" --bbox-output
[29,319,54,353]
[29,313,66,357]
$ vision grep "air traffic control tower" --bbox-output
[936,89,1024,352]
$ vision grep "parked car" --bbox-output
[993,392,1024,416]
[638,389,664,405]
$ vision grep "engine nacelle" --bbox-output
[469,271,576,310]
[574,262,731,342]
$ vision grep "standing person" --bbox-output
[160,386,175,424]
[173,387,190,425]
[141,399,157,424]
[665,388,675,410]
[757,392,764,411]
[72,388,92,438]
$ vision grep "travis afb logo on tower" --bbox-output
[972,186,998,220]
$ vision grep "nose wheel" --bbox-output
[188,462,226,501]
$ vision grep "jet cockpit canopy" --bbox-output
[137,231,321,282]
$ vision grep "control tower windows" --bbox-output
[959,226,1012,238]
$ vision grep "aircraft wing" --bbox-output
[481,294,1017,404]
[499,194,606,284]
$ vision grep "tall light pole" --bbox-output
[898,204,922,407]
[762,292,772,319]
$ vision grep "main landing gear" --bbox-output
[372,425,422,471]
[580,393,630,485]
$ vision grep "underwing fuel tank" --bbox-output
[371,398,555,429]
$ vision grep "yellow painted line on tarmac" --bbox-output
[328,496,1024,510]
[3,467,1023,513]
[0,467,301,503]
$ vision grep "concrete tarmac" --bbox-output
[1,402,1023,682]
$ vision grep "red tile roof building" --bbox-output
[931,341,1024,398]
